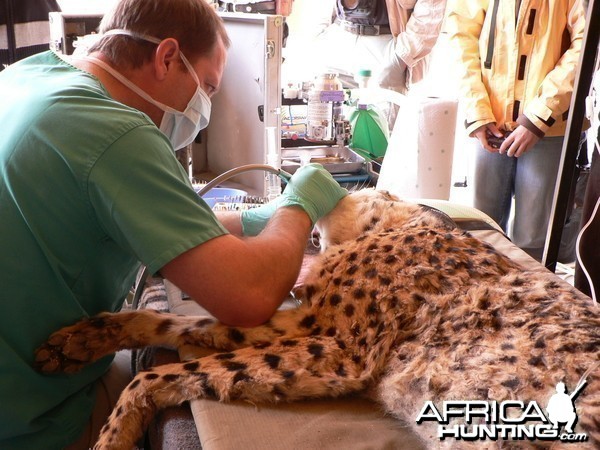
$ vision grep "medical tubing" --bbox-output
[197,164,291,196]
[575,190,600,307]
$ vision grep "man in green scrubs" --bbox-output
[0,0,347,448]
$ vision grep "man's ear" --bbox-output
[153,38,180,81]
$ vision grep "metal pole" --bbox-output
[543,0,600,271]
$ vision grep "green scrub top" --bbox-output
[0,51,228,449]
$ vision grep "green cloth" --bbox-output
[349,105,389,159]
[0,51,228,449]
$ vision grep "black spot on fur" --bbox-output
[528,356,545,367]
[342,279,355,287]
[412,293,426,303]
[326,327,337,337]
[300,314,317,328]
[145,373,160,380]
[557,343,578,353]
[333,277,342,286]
[155,318,174,335]
[428,254,440,265]
[344,304,355,317]
[308,343,324,359]
[478,297,490,310]
[348,252,358,262]
[264,354,281,369]
[195,318,214,327]
[366,300,378,315]
[335,364,347,377]
[197,372,217,398]
[282,370,295,379]
[336,339,346,350]
[353,288,366,299]
[378,276,392,286]
[223,361,248,371]
[367,243,378,251]
[115,406,123,417]
[501,378,520,389]
[163,374,180,382]
[233,371,252,384]
[329,294,342,306]
[282,339,298,347]
[128,379,141,390]
[383,255,396,264]
[215,352,235,360]
[253,341,272,349]
[534,338,546,349]
[346,265,359,275]
[228,328,245,344]
[183,361,200,371]
[364,268,378,278]
[305,284,316,299]
[310,326,322,336]
[500,355,517,364]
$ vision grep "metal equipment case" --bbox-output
[48,12,102,55]
[197,13,284,196]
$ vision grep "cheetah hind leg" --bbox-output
[94,336,367,450]
[35,308,309,374]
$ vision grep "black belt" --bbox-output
[218,1,276,13]
[334,18,391,36]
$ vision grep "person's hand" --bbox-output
[376,40,408,91]
[499,125,540,157]
[241,164,347,236]
[473,123,503,153]
[279,163,348,223]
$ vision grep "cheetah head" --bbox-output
[315,188,423,251]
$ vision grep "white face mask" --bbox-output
[85,29,212,150]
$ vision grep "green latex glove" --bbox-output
[241,164,347,236]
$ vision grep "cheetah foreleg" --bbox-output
[35,307,309,374]
[94,336,368,450]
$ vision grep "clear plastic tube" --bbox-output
[266,126,282,202]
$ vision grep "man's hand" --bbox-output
[500,126,540,157]
[241,164,347,236]
[473,123,503,153]
[473,124,540,157]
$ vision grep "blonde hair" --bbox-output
[89,0,229,68]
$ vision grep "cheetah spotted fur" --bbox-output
[35,189,600,449]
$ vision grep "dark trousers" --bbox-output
[575,149,600,299]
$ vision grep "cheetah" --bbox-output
[35,189,600,450]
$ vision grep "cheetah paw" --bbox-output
[34,315,119,373]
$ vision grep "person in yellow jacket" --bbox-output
[446,0,587,261]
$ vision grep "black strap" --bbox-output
[484,0,500,69]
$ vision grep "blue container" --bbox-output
[196,187,248,208]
